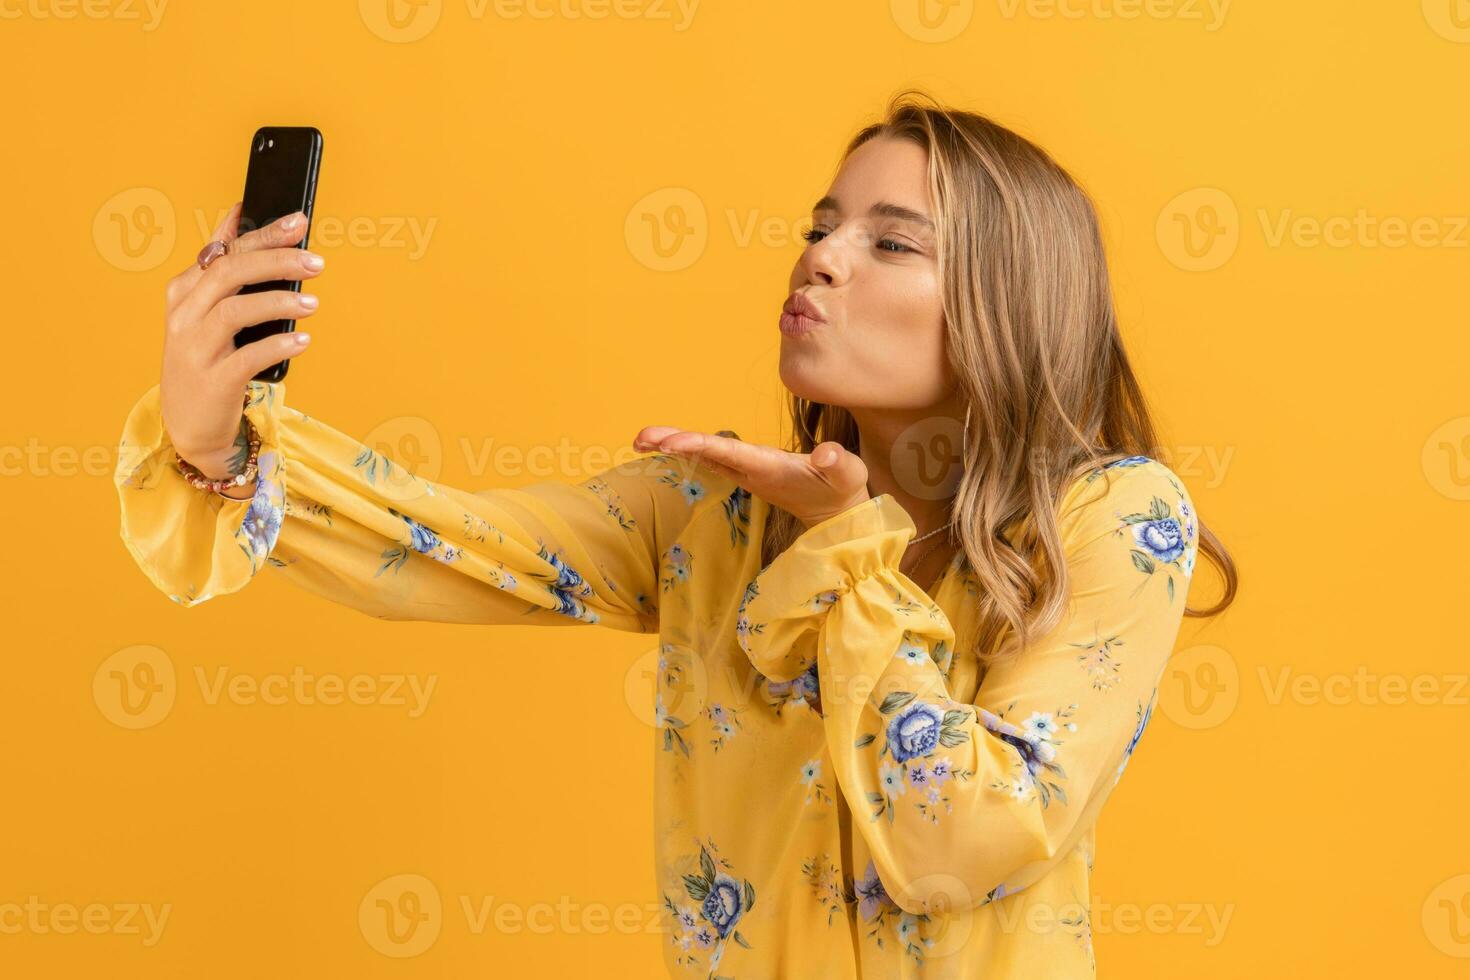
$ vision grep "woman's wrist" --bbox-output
[182,446,245,481]
[178,445,260,498]
[216,480,257,500]
[174,400,261,496]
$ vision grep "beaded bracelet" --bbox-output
[174,393,261,495]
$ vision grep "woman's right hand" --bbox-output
[160,202,323,484]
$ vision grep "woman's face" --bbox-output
[779,135,951,411]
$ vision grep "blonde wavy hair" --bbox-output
[760,90,1238,663]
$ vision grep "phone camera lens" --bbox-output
[255,135,267,152]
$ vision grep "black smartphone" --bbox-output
[232,126,323,382]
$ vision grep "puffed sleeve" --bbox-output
[734,457,1199,914]
[113,380,718,631]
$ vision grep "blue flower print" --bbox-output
[722,484,752,547]
[853,858,934,967]
[1116,494,1192,602]
[979,704,1075,808]
[547,588,592,621]
[663,839,756,971]
[526,543,600,623]
[1116,696,1155,780]
[861,693,984,826]
[734,578,764,653]
[662,542,693,593]
[886,701,945,763]
[703,872,745,938]
[1086,454,1153,484]
[1178,497,1197,542]
[799,757,833,805]
[767,661,822,716]
[404,515,440,554]
[854,859,898,922]
[238,462,284,562]
[655,461,706,508]
[537,544,587,593]
[895,637,929,668]
[381,508,463,568]
[1132,515,1185,563]
[704,702,745,752]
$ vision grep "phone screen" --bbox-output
[233,126,322,382]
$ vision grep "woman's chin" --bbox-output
[778,352,839,405]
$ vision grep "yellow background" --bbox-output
[3,0,1469,975]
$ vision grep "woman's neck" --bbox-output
[849,398,967,540]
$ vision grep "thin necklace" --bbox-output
[904,534,952,590]
[903,509,954,577]
[906,522,949,547]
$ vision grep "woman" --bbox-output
[115,91,1237,978]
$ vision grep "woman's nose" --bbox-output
[802,236,849,286]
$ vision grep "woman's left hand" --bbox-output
[633,426,870,529]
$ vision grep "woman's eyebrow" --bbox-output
[811,195,934,230]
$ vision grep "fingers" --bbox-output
[224,330,313,387]
[167,203,243,308]
[167,207,307,310]
[230,210,308,257]
[639,428,871,526]
[211,201,244,241]
[203,289,320,347]
[633,426,681,450]
[174,246,324,327]
[809,439,868,495]
[637,428,773,482]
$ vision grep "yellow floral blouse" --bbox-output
[114,379,1199,979]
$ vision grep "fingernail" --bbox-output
[298,294,318,310]
[294,333,311,346]
[283,212,304,230]
[302,252,324,271]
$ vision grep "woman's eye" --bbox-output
[801,227,917,254]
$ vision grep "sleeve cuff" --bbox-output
[735,494,915,682]
[114,380,288,607]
